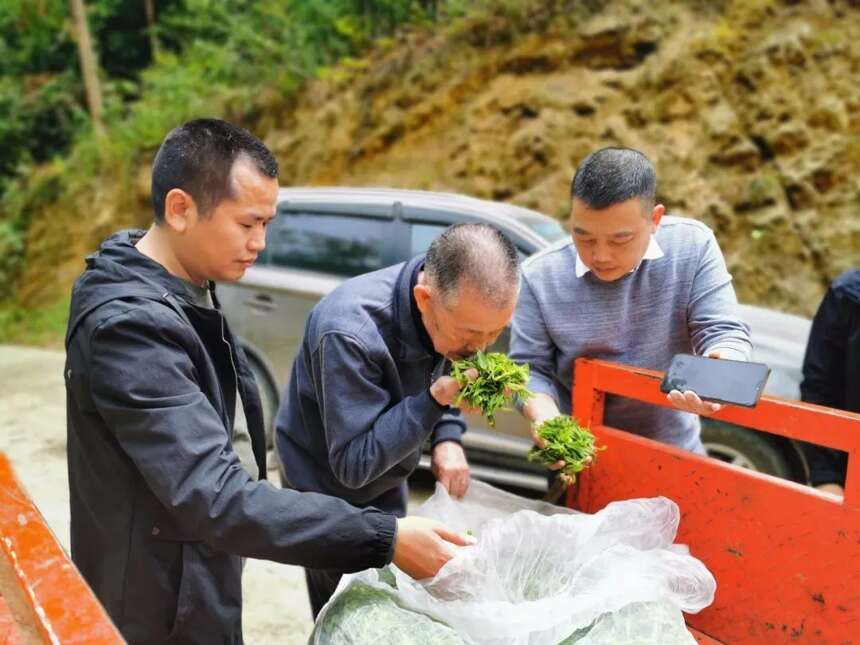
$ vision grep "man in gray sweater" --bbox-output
[510,147,752,457]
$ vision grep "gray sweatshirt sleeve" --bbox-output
[316,332,447,489]
[509,274,560,405]
[687,231,753,361]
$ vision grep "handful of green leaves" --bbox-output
[450,351,532,427]
[528,415,602,482]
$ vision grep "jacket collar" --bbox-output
[392,254,437,362]
[82,229,209,303]
[66,229,219,347]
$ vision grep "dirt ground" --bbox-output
[0,345,435,644]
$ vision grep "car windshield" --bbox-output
[520,215,569,243]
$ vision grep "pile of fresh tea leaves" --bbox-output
[451,351,532,427]
[315,572,466,644]
[529,415,602,482]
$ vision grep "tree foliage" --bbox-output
[0,0,445,197]
[0,0,458,302]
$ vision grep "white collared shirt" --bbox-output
[574,235,665,278]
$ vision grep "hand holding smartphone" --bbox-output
[659,354,770,408]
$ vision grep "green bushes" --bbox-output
[0,0,546,345]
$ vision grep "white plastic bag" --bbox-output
[412,478,578,530]
[312,481,715,645]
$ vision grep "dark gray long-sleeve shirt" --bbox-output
[275,255,465,510]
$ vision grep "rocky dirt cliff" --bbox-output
[18,0,860,316]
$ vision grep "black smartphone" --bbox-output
[659,354,771,408]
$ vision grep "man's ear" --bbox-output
[163,188,197,233]
[650,203,665,232]
[413,283,432,314]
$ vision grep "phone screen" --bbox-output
[659,354,771,408]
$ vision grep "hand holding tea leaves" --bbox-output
[529,415,603,486]
[429,369,482,412]
[450,351,532,427]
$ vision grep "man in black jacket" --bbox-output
[800,267,860,497]
[65,119,472,645]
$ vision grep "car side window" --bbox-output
[409,222,450,256]
[408,221,523,355]
[410,222,530,263]
[268,212,387,277]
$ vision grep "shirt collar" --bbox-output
[408,261,437,357]
[392,255,438,362]
[574,235,665,278]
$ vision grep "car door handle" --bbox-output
[244,293,276,313]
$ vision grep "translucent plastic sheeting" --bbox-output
[312,482,714,645]
[560,601,696,644]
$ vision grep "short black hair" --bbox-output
[570,147,656,211]
[151,118,278,223]
[425,223,520,308]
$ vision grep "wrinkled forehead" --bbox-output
[439,281,517,330]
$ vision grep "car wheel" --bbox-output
[701,420,792,478]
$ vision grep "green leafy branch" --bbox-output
[528,415,603,482]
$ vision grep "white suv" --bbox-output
[218,187,814,490]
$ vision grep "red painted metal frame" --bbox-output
[0,454,124,644]
[568,358,860,644]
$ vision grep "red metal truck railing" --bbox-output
[569,358,860,644]
[0,454,124,644]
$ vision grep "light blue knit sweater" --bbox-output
[509,215,752,453]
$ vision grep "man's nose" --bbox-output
[474,331,499,351]
[593,242,612,263]
[249,228,266,251]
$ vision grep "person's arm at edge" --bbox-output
[800,285,849,492]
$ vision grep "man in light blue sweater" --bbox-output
[510,147,752,456]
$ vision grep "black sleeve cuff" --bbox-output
[366,510,398,567]
[431,420,466,447]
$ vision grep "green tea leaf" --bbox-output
[450,351,532,427]
[528,415,604,483]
